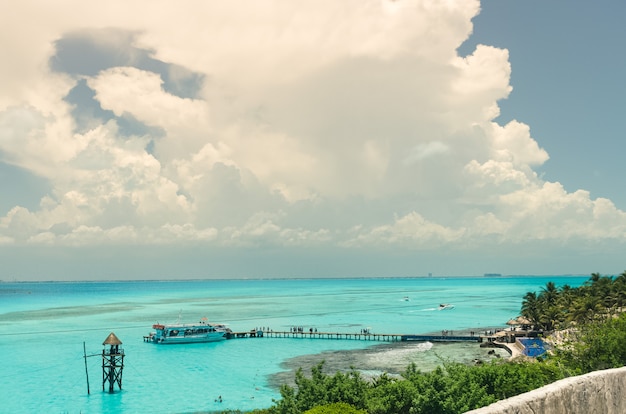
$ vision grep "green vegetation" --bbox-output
[253,360,563,414]
[554,312,626,375]
[246,272,626,414]
[303,402,367,414]
[520,272,626,331]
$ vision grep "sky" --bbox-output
[1,0,625,281]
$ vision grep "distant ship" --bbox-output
[146,319,230,344]
[484,273,502,277]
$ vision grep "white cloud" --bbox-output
[489,120,549,166]
[87,67,213,160]
[404,141,450,165]
[497,183,626,241]
[0,0,625,270]
[343,212,466,248]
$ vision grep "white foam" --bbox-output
[366,342,433,365]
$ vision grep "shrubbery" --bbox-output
[554,312,626,375]
[257,359,564,414]
[303,402,366,414]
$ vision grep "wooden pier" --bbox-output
[401,334,482,343]
[226,330,483,343]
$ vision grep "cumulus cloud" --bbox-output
[0,0,624,269]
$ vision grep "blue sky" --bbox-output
[461,0,626,209]
[1,0,625,280]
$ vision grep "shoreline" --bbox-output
[267,334,511,389]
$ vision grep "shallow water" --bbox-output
[0,276,587,413]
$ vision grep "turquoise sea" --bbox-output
[0,276,588,413]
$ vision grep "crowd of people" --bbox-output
[290,326,318,333]
[253,326,381,334]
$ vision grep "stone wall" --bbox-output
[465,366,626,414]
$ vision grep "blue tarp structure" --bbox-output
[518,337,547,357]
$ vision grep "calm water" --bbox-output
[0,276,587,413]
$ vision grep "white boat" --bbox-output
[147,319,230,344]
[438,303,455,310]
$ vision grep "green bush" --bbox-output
[554,312,626,374]
[303,402,366,414]
[266,359,565,414]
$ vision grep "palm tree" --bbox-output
[521,291,541,330]
[558,284,576,322]
[539,305,564,331]
[519,272,626,332]
[588,272,601,284]
[540,281,560,305]
[534,281,563,330]
[570,296,604,324]
[611,271,626,310]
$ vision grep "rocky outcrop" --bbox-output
[465,366,626,414]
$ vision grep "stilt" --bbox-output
[83,341,90,395]
[102,332,124,393]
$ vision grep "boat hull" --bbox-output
[148,322,230,344]
[151,332,227,344]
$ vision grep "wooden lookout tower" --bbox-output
[102,332,124,393]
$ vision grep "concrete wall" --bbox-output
[465,366,626,414]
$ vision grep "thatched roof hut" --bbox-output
[507,316,531,326]
[103,332,122,346]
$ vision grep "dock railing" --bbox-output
[226,330,483,343]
